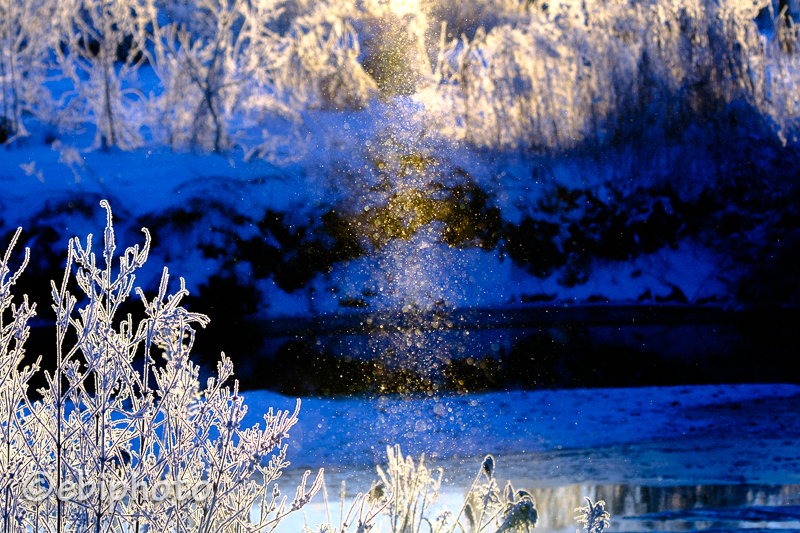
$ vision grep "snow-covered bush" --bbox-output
[422,0,527,41]
[0,200,328,533]
[371,449,593,533]
[372,445,443,533]
[575,497,610,533]
[144,0,377,151]
[56,0,150,149]
[370,448,609,533]
[0,0,59,143]
[424,6,636,150]
[275,1,377,110]
[263,0,430,100]
[423,0,800,150]
[147,0,287,152]
[8,0,797,157]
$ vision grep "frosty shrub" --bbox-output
[276,1,377,110]
[371,448,550,533]
[0,200,334,533]
[57,0,150,150]
[144,0,377,152]
[575,498,610,533]
[146,0,286,152]
[422,0,527,42]
[0,0,59,143]
[373,445,443,533]
[8,0,799,156]
[423,0,800,150]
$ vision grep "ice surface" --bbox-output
[242,384,800,486]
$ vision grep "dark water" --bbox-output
[259,305,800,388]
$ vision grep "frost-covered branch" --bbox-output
[0,201,328,533]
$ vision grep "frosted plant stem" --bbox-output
[322,474,332,527]
[340,480,346,533]
[447,469,482,533]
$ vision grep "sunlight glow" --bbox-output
[388,0,423,16]
[367,0,426,16]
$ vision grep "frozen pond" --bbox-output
[242,384,800,477]
[257,384,800,532]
